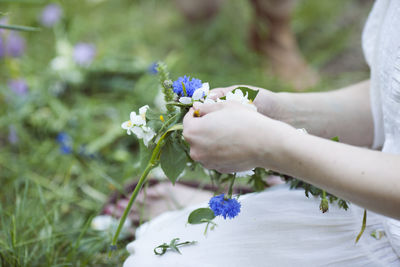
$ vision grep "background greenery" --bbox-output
[0,0,372,266]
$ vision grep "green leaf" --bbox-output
[160,136,187,184]
[235,86,259,101]
[331,136,339,142]
[188,208,215,224]
[169,238,181,254]
[165,123,183,133]
[166,101,192,108]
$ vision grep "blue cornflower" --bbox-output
[172,75,202,97]
[56,132,72,154]
[57,132,71,144]
[148,62,158,75]
[60,144,72,154]
[209,194,241,219]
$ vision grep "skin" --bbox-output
[183,80,400,220]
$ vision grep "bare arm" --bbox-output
[213,80,374,147]
[263,128,400,220]
[276,80,374,147]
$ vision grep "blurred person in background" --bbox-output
[174,0,319,91]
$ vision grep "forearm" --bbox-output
[273,80,374,147]
[263,129,400,219]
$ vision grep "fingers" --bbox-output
[209,86,235,100]
[183,108,195,127]
[193,102,226,116]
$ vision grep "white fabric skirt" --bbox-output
[124,184,400,267]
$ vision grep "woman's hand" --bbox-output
[210,85,285,120]
[182,101,296,173]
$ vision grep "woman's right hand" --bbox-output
[210,85,288,121]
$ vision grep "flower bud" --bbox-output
[163,79,173,88]
[319,198,329,213]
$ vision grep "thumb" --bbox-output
[193,102,225,117]
[183,108,195,126]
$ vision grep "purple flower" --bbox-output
[5,32,26,58]
[209,194,241,219]
[172,76,202,97]
[8,125,18,144]
[73,43,96,66]
[40,4,63,27]
[8,79,28,95]
[0,17,8,35]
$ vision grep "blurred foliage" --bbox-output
[0,0,372,266]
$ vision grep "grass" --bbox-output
[0,0,372,266]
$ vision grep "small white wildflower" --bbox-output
[91,215,131,232]
[91,215,114,231]
[178,82,214,104]
[225,89,257,110]
[235,169,255,178]
[121,105,155,147]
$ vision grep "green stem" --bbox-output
[109,124,183,255]
[227,174,236,199]
[110,161,155,252]
[355,209,367,243]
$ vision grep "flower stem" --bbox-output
[109,161,155,254]
[227,174,236,199]
[109,124,183,256]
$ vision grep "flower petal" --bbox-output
[131,126,144,138]
[201,82,210,95]
[131,114,146,126]
[204,98,216,104]
[139,105,149,115]
[233,89,244,98]
[235,169,255,178]
[179,97,192,105]
[192,88,204,101]
[129,112,137,122]
[121,121,131,130]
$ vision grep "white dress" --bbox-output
[123,1,400,266]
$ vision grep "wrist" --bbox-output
[254,117,299,172]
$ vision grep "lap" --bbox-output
[124,185,399,267]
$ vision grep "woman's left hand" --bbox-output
[182,101,295,173]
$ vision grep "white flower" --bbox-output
[225,89,257,110]
[91,215,131,231]
[91,215,114,231]
[178,82,215,104]
[297,128,308,134]
[121,105,155,147]
[179,96,192,105]
[235,169,255,178]
[50,39,82,83]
